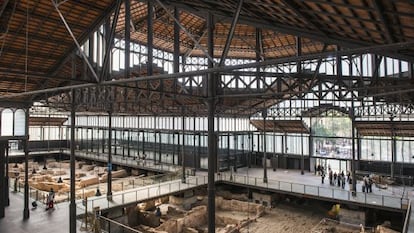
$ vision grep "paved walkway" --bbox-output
[217,167,410,211]
[70,150,182,173]
[3,157,414,232]
[0,192,83,233]
[78,175,207,212]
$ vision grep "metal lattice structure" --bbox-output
[0,0,413,118]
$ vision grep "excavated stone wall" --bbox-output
[131,196,265,233]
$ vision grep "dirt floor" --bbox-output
[216,210,250,222]
[239,203,325,233]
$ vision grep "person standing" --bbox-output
[329,169,333,185]
[321,170,326,184]
[346,171,350,182]
[368,177,373,193]
[337,173,341,187]
[46,188,55,210]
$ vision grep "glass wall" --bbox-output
[360,137,414,163]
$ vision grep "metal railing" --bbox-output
[402,200,412,233]
[71,150,182,173]
[99,215,143,233]
[77,175,207,212]
[217,173,409,210]
[11,180,71,205]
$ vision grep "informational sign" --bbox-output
[107,163,112,172]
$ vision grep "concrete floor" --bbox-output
[0,192,82,233]
[1,166,413,233]
[232,167,409,198]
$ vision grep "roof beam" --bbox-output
[48,1,120,75]
[100,0,122,82]
[13,6,85,31]
[1,41,412,101]
[183,25,207,59]
[162,1,370,48]
[0,70,94,84]
[280,0,325,35]
[162,1,413,61]
[219,0,244,67]
[0,0,9,18]
[131,6,166,33]
[1,47,62,60]
[373,0,395,43]
[52,0,99,83]
[155,0,215,64]
[0,75,38,84]
[6,30,72,46]
[215,18,256,52]
[238,16,413,61]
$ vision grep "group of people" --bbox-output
[362,175,373,193]
[317,164,352,189]
[327,169,349,189]
[317,164,376,194]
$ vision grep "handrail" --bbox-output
[73,150,182,173]
[402,199,412,233]
[217,173,408,210]
[79,175,207,211]
[99,215,143,233]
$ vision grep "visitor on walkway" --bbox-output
[367,177,373,193]
[333,172,337,185]
[361,179,366,192]
[346,171,350,182]
[46,188,55,210]
[337,173,341,187]
[321,170,325,184]
[328,169,333,185]
[341,174,345,189]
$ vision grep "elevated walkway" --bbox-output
[77,175,207,213]
[8,148,183,174]
[4,149,414,231]
[67,150,182,173]
[2,169,413,233]
[217,169,407,212]
[79,168,410,215]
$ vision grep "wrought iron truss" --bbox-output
[0,0,413,119]
[42,63,413,118]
